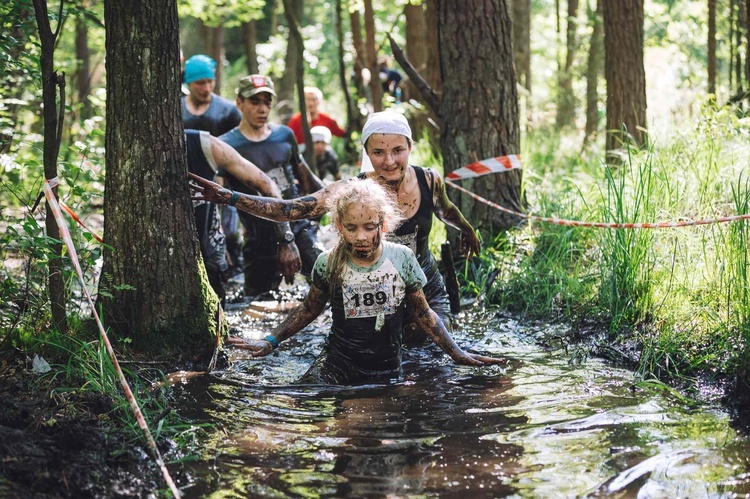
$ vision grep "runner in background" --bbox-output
[310,126,341,181]
[287,87,346,146]
[181,54,244,277]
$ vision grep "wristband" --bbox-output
[228,191,240,206]
[264,335,280,350]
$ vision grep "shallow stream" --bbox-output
[171,302,750,498]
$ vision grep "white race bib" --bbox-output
[266,166,291,192]
[342,273,398,319]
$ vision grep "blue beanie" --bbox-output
[184,55,216,84]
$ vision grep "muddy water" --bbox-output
[171,304,750,498]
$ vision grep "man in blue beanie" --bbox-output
[182,54,241,138]
[182,54,244,276]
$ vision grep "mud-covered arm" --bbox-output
[430,170,482,257]
[405,289,504,366]
[226,284,329,357]
[189,173,354,221]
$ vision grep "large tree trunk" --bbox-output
[364,0,383,112]
[603,0,647,154]
[584,0,603,144]
[32,0,67,334]
[437,0,523,240]
[708,0,717,95]
[242,20,259,75]
[102,0,218,357]
[557,0,579,128]
[510,0,532,94]
[278,0,303,123]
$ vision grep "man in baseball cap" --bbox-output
[218,74,323,300]
[237,74,277,99]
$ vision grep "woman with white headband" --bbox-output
[190,111,481,345]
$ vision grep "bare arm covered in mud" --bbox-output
[429,170,482,258]
[226,284,329,357]
[206,136,301,283]
[405,289,504,366]
[190,173,355,222]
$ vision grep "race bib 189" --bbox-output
[343,275,398,319]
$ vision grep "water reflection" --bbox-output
[171,306,750,498]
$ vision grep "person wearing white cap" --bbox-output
[191,111,481,343]
[310,126,341,181]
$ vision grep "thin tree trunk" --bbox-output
[404,2,428,103]
[437,0,523,239]
[744,0,750,88]
[75,15,92,119]
[404,1,432,137]
[557,0,579,128]
[424,0,442,95]
[32,0,67,334]
[708,0,717,95]
[278,0,302,123]
[242,20,259,75]
[730,0,736,88]
[510,0,532,93]
[604,0,647,154]
[210,25,224,94]
[350,7,368,101]
[282,0,314,169]
[336,0,360,134]
[102,0,218,356]
[364,0,382,112]
[734,0,744,98]
[584,0,603,144]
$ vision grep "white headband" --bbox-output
[360,111,412,173]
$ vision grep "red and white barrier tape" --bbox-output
[43,178,181,498]
[445,154,522,180]
[445,180,750,229]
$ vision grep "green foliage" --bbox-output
[466,104,750,384]
[178,0,266,27]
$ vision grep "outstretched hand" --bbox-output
[460,229,482,259]
[226,336,274,357]
[453,351,505,366]
[188,172,231,205]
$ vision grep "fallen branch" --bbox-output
[386,33,442,119]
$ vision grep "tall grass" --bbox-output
[471,105,750,384]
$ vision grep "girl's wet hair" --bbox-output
[326,179,404,286]
[327,179,404,232]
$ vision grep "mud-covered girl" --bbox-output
[226,180,502,384]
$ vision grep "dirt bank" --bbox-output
[0,350,161,498]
